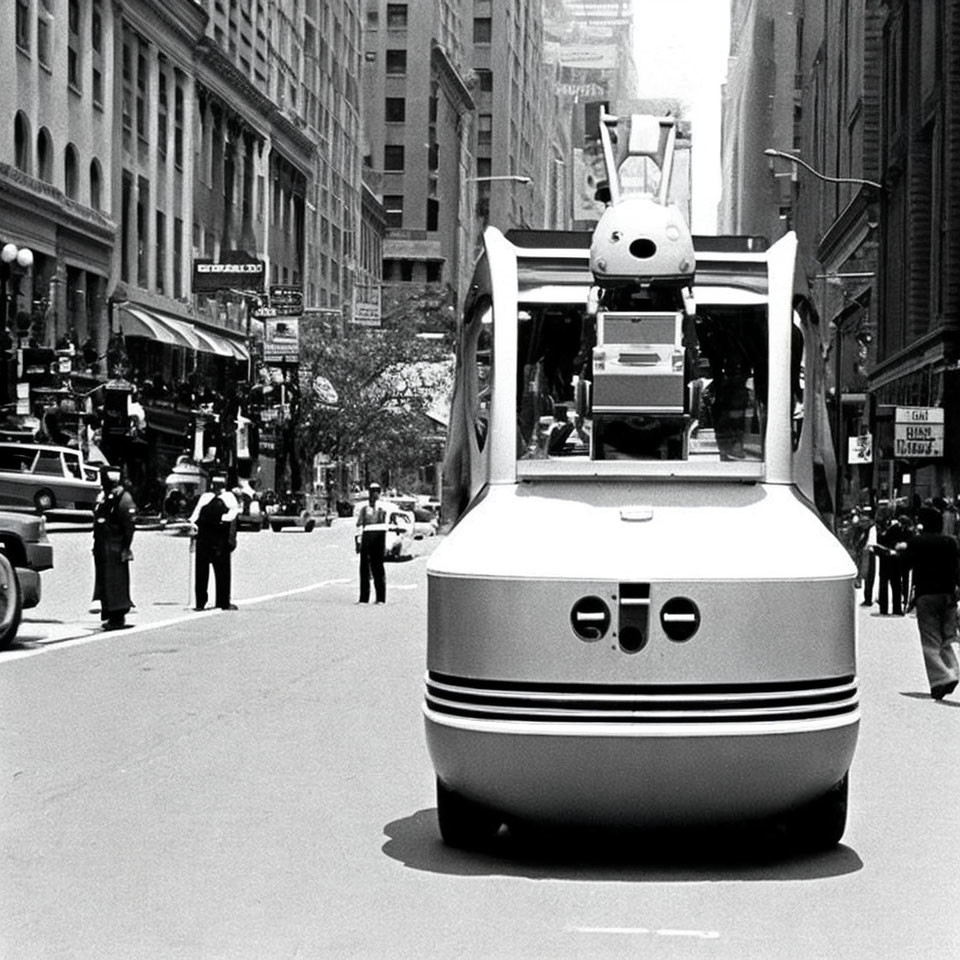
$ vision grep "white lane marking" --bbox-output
[0,578,356,661]
[570,926,720,939]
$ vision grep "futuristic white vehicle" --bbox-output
[424,114,858,851]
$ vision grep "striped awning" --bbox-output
[118,306,249,361]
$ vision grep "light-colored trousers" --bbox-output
[915,593,960,690]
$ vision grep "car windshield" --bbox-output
[516,297,768,465]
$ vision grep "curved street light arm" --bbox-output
[763,149,883,192]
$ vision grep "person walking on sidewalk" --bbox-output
[92,465,136,631]
[189,472,239,611]
[355,482,387,604]
[899,505,960,701]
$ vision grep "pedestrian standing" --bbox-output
[189,472,239,611]
[92,465,136,630]
[356,482,387,604]
[877,514,908,616]
[899,506,960,700]
[859,508,877,607]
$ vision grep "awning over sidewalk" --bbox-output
[117,306,249,361]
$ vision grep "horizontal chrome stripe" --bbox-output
[424,672,859,724]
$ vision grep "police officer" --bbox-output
[189,472,240,611]
[355,482,387,604]
[92,465,136,630]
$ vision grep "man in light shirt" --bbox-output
[189,472,240,611]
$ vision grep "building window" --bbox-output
[426,262,442,283]
[14,113,30,173]
[174,218,183,298]
[386,4,408,28]
[385,97,406,122]
[158,72,168,161]
[174,84,184,168]
[476,69,493,92]
[426,197,439,231]
[64,144,79,199]
[474,18,492,43]
[68,0,82,90]
[384,195,403,228]
[92,2,102,53]
[37,128,53,182]
[384,145,405,171]
[16,0,30,53]
[92,68,103,107]
[90,159,102,210]
[386,49,407,75]
[156,211,166,294]
[38,1,53,67]
[136,49,148,139]
[137,176,149,287]
[478,114,492,146]
[122,44,133,134]
[121,173,132,281]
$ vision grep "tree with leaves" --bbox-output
[295,285,455,491]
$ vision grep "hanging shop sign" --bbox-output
[263,317,300,362]
[894,406,944,458]
[269,285,304,317]
[848,433,873,464]
[192,259,266,293]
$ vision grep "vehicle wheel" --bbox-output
[304,519,316,533]
[0,553,23,648]
[436,778,502,849]
[34,489,56,514]
[786,774,849,851]
[270,522,282,533]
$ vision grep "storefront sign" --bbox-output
[894,407,944,457]
[192,259,265,293]
[848,433,873,464]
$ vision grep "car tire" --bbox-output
[304,519,316,533]
[435,778,502,850]
[0,553,23,648]
[34,489,56,514]
[785,774,849,851]
[270,522,282,532]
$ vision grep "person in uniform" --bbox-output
[355,482,387,604]
[189,472,240,611]
[92,465,136,630]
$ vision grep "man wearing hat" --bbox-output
[92,465,137,630]
[355,482,387,603]
[189,472,240,611]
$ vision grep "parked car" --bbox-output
[0,442,102,513]
[233,480,268,531]
[382,505,416,560]
[0,509,54,647]
[265,492,319,533]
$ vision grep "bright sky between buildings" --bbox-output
[633,0,731,234]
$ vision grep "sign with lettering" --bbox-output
[269,285,303,317]
[894,408,944,457]
[192,259,265,292]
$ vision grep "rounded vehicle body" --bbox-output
[425,218,859,848]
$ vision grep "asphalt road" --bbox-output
[1,521,959,959]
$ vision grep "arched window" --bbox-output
[14,112,30,173]
[90,159,102,211]
[64,143,79,199]
[37,128,53,182]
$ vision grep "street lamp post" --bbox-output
[0,243,34,409]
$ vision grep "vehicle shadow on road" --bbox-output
[381,809,863,882]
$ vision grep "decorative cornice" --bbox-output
[431,43,476,114]
[0,163,116,244]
